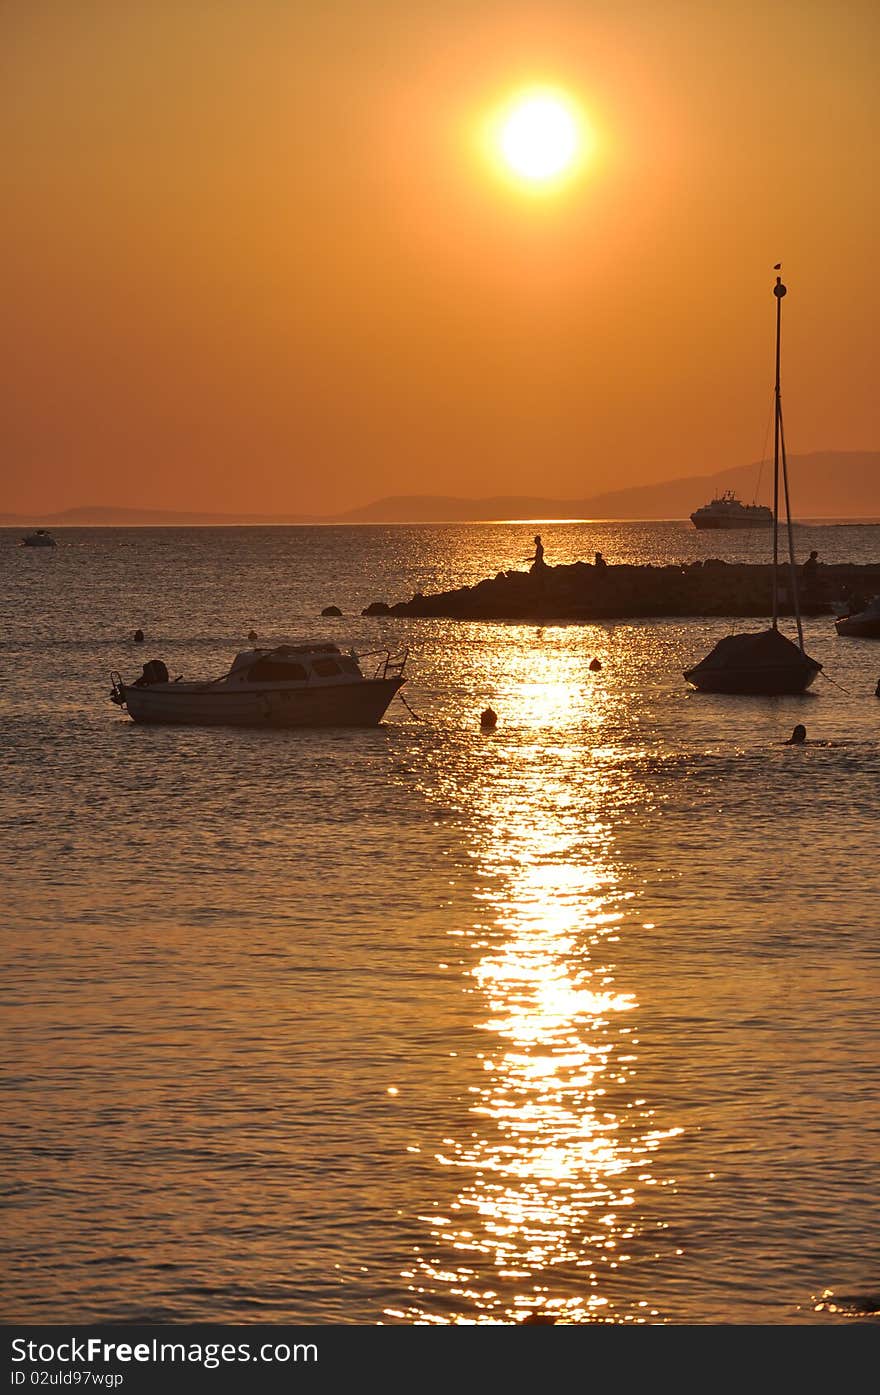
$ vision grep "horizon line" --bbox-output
[6,514,880,529]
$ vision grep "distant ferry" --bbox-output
[690,491,773,530]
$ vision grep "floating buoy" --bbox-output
[589,657,602,671]
[133,629,144,643]
[784,723,807,745]
[480,706,497,729]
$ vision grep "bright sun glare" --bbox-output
[497,91,583,184]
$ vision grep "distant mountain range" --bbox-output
[3,451,878,525]
[334,452,879,522]
[0,504,320,526]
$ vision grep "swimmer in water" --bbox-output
[784,724,807,745]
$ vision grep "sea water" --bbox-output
[1,522,878,1324]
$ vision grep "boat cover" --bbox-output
[686,626,819,676]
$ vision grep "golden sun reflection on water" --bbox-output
[392,651,680,1324]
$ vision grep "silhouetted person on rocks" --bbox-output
[527,535,547,594]
[802,550,819,604]
[594,551,607,571]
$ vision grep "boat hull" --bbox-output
[683,664,820,694]
[835,616,880,638]
[684,626,822,695]
[122,677,405,727]
[690,516,772,530]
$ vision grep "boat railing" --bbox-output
[357,647,409,680]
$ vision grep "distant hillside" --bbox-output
[3,450,877,525]
[334,494,584,522]
[577,451,880,522]
[0,505,318,526]
[333,452,880,522]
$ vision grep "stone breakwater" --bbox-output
[360,560,880,622]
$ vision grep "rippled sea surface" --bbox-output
[2,521,878,1325]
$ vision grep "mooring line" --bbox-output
[819,669,853,697]
[396,691,423,722]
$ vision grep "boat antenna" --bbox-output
[771,266,784,629]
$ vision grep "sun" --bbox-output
[495,89,586,187]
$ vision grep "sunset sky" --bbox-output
[3,0,878,516]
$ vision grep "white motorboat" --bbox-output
[835,595,880,639]
[110,643,408,728]
[22,529,57,547]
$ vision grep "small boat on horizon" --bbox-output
[690,491,772,530]
[685,270,822,696]
[110,642,408,728]
[21,529,57,547]
[835,595,880,639]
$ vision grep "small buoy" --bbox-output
[248,630,258,644]
[480,706,497,729]
[589,657,602,671]
[133,629,144,643]
[785,723,807,745]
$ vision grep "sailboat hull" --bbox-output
[684,663,820,695]
[684,627,822,695]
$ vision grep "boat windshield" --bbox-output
[247,657,309,682]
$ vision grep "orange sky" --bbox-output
[2,0,878,515]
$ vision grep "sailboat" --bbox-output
[684,270,822,695]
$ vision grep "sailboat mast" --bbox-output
[779,401,806,651]
[771,273,785,629]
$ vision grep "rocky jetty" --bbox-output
[361,559,880,622]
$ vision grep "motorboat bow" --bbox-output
[834,596,880,639]
[110,643,408,728]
